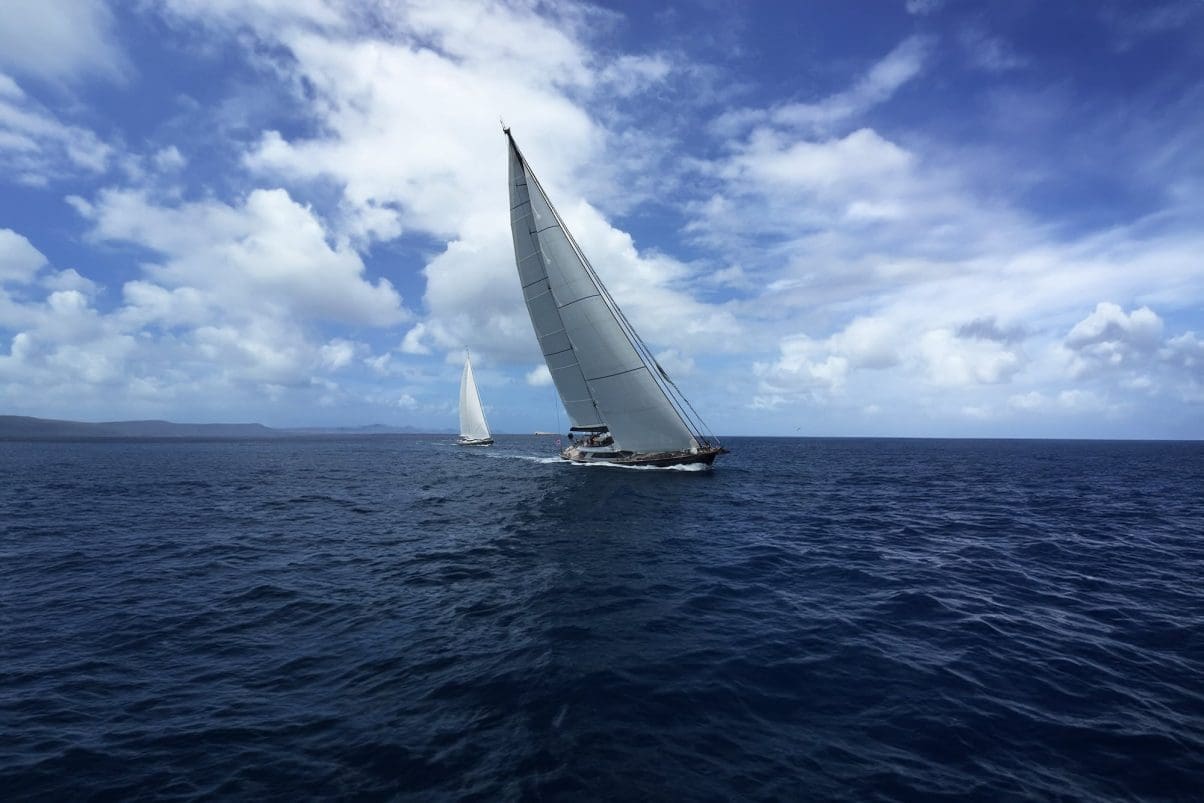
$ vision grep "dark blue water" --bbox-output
[2,436,1202,800]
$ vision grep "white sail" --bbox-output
[506,133,698,454]
[508,145,605,431]
[459,353,491,442]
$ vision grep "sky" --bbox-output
[1,0,1202,438]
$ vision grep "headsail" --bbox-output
[459,352,491,442]
[506,131,701,454]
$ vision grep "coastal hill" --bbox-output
[0,416,442,439]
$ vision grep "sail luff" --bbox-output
[507,131,698,454]
[459,353,491,441]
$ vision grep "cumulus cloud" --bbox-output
[319,338,362,370]
[80,187,407,327]
[920,329,1023,386]
[1,182,417,421]
[1065,302,1163,376]
[753,334,851,409]
[399,323,432,355]
[1054,302,1204,404]
[525,364,552,386]
[0,228,47,284]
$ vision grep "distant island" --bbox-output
[0,416,452,439]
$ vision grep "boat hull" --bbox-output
[458,437,494,446]
[560,444,725,467]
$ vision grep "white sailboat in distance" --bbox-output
[458,349,493,446]
[504,127,725,467]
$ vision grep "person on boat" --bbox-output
[567,432,575,443]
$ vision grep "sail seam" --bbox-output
[557,293,602,311]
[586,366,644,382]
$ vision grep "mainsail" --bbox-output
[458,352,491,442]
[506,131,704,455]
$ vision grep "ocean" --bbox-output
[1,435,1201,799]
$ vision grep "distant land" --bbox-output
[0,416,452,439]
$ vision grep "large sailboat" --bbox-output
[504,128,725,467]
[458,350,493,446]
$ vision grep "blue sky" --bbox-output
[1,0,1202,438]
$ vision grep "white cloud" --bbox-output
[1066,302,1163,350]
[319,338,361,370]
[1007,388,1113,414]
[0,182,419,421]
[0,0,129,84]
[1008,391,1045,411]
[0,74,112,185]
[525,364,552,386]
[753,334,850,408]
[1065,302,1163,377]
[400,323,432,355]
[154,0,346,36]
[829,316,903,369]
[715,36,929,136]
[1163,331,1203,375]
[726,127,913,191]
[152,146,186,172]
[920,328,1023,386]
[41,268,99,295]
[80,187,407,327]
[0,228,47,284]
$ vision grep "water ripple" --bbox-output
[1,435,1201,799]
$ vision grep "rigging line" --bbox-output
[553,383,561,439]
